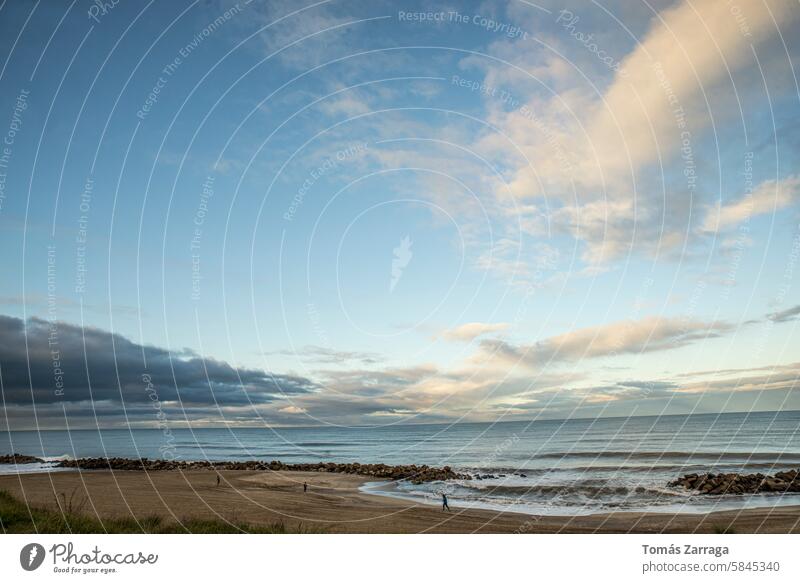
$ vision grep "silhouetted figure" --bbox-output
[303,482,308,493]
[216,475,220,487]
[442,492,450,511]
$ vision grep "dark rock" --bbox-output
[669,468,800,495]
[52,457,470,483]
[0,453,44,464]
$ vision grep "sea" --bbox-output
[3,410,800,516]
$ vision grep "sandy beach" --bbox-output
[1,470,799,534]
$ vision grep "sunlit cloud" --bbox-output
[440,321,510,342]
[703,175,800,233]
[480,316,733,368]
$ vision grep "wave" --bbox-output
[293,442,361,447]
[456,483,687,499]
[533,451,800,461]
[459,462,800,475]
[41,455,72,462]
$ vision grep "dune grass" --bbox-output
[0,490,299,533]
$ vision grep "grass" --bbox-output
[0,489,300,534]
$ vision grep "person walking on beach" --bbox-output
[216,475,220,487]
[441,492,450,512]
[303,482,308,493]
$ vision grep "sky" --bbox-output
[0,0,798,430]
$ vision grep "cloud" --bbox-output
[480,316,732,368]
[478,0,799,264]
[676,362,800,395]
[703,175,800,232]
[616,379,677,391]
[278,405,307,414]
[491,364,800,418]
[265,345,383,365]
[314,364,439,397]
[0,315,317,408]
[318,92,372,117]
[526,0,793,193]
[474,238,562,286]
[767,304,800,324]
[2,313,795,429]
[440,322,509,342]
[546,199,637,265]
[246,0,379,70]
[581,0,795,181]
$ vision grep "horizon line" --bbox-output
[5,408,798,433]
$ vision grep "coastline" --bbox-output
[2,470,799,533]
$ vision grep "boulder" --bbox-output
[669,468,800,495]
[0,453,44,464]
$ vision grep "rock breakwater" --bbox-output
[668,469,800,495]
[0,453,45,464]
[51,457,469,484]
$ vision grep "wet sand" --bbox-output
[1,470,799,533]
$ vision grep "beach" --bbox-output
[1,470,799,534]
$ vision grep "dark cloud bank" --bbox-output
[0,315,316,427]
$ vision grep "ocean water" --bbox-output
[3,410,800,516]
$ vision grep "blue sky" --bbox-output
[0,0,798,429]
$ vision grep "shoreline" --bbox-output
[4,454,800,521]
[359,478,800,518]
[2,469,800,533]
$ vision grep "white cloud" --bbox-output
[480,0,798,264]
[318,92,372,117]
[278,405,307,414]
[703,175,800,232]
[247,0,360,70]
[441,321,510,342]
[582,0,794,181]
[480,315,733,368]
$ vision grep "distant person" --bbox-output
[216,475,220,487]
[303,482,308,493]
[442,492,450,512]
